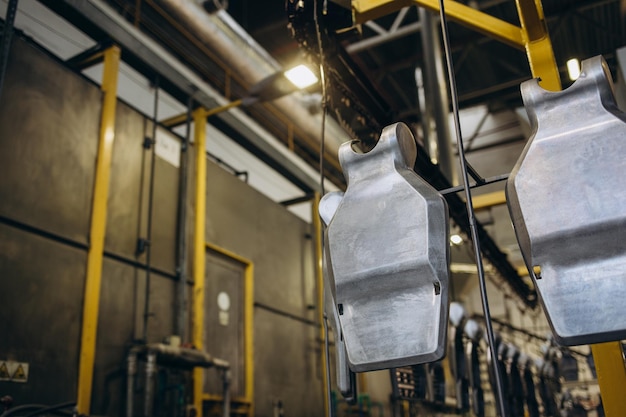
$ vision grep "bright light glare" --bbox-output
[450,234,463,245]
[284,65,318,89]
[567,58,581,81]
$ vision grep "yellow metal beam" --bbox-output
[515,0,561,91]
[76,45,121,415]
[161,99,244,128]
[193,108,208,417]
[312,193,330,417]
[591,342,626,417]
[352,0,525,49]
[472,190,507,210]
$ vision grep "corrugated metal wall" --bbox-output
[0,35,323,417]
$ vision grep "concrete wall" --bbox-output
[0,35,326,417]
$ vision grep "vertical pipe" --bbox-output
[144,351,157,417]
[192,108,208,417]
[0,0,19,101]
[591,342,626,417]
[419,8,456,184]
[312,192,330,417]
[126,350,138,417]
[222,369,231,417]
[175,96,193,342]
[143,78,159,341]
[76,45,121,415]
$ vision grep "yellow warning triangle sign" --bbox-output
[12,364,26,381]
[0,363,9,379]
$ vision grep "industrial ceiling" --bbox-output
[35,0,625,308]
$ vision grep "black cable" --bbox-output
[0,402,75,417]
[142,75,159,342]
[313,0,333,415]
[434,2,508,416]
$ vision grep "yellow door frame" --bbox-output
[201,243,255,417]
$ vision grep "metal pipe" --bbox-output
[174,95,192,342]
[143,77,160,342]
[154,0,346,155]
[144,351,157,417]
[126,349,138,417]
[419,8,456,184]
[222,369,231,417]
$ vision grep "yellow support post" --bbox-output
[591,342,626,416]
[76,45,121,415]
[312,193,330,417]
[193,108,208,417]
[515,0,561,91]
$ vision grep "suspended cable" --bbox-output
[313,0,333,415]
[434,2,508,416]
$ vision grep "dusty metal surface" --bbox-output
[507,55,626,345]
[0,36,99,243]
[0,223,85,404]
[321,123,449,372]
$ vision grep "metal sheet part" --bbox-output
[320,122,449,372]
[507,55,626,346]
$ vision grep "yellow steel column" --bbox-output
[244,261,255,417]
[591,342,626,416]
[515,0,561,91]
[193,108,208,417]
[312,192,330,417]
[76,45,121,415]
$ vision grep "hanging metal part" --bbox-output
[464,319,484,417]
[448,303,469,413]
[506,56,626,346]
[320,122,449,372]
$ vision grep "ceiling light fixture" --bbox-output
[567,58,581,81]
[284,64,318,89]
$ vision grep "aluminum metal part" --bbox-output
[321,204,356,402]
[320,122,450,372]
[507,55,626,346]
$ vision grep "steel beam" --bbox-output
[472,191,507,210]
[352,0,525,49]
[192,108,208,417]
[591,342,626,417]
[515,0,561,91]
[76,45,120,415]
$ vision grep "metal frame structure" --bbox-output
[351,0,560,91]
[76,45,120,416]
[350,1,626,415]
